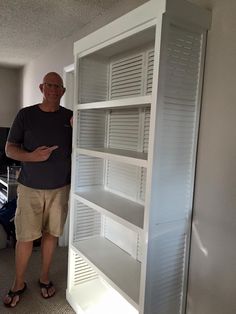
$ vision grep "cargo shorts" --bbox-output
[15,183,70,241]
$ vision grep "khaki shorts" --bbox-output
[15,183,70,241]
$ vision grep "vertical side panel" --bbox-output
[144,19,205,314]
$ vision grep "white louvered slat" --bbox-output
[79,57,108,103]
[146,49,154,95]
[73,253,98,285]
[73,200,101,243]
[110,53,144,99]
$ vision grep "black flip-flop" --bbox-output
[4,282,27,307]
[38,280,55,299]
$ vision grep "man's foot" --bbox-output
[3,282,27,307]
[38,280,55,298]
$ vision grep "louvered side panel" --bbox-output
[73,200,101,243]
[145,24,203,314]
[106,160,139,201]
[73,252,98,286]
[75,155,104,189]
[156,24,202,223]
[145,229,186,314]
[166,25,201,102]
[110,53,144,99]
[146,49,154,95]
[79,57,108,103]
[77,110,106,148]
[108,109,140,151]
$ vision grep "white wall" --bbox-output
[22,0,147,107]
[187,1,236,313]
[0,67,22,127]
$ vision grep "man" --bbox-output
[3,72,73,307]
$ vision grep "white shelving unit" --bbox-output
[67,1,211,313]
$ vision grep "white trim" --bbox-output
[59,64,75,247]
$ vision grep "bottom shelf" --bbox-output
[67,277,138,314]
[73,236,141,306]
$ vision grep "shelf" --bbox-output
[73,236,141,308]
[77,148,148,167]
[76,95,152,110]
[74,187,144,231]
[67,278,138,314]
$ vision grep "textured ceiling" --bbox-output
[1,0,232,68]
[0,0,122,67]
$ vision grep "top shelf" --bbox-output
[76,95,152,110]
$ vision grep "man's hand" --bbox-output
[5,142,58,162]
[30,145,59,162]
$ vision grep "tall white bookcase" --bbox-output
[66,1,211,313]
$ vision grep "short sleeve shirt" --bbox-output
[7,104,73,189]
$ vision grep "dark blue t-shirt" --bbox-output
[7,104,73,189]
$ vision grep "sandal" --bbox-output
[38,280,55,299]
[4,282,27,307]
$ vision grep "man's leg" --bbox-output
[39,232,58,298]
[3,240,33,307]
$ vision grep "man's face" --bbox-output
[39,73,65,104]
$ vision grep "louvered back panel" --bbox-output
[77,110,106,148]
[75,155,104,189]
[79,57,108,103]
[72,252,98,286]
[108,108,140,151]
[73,200,101,243]
[109,53,144,99]
[146,49,154,95]
[106,106,150,202]
[106,160,139,200]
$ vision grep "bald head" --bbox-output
[39,72,66,109]
[43,72,64,87]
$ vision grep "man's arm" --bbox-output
[5,142,58,162]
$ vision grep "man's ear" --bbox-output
[39,84,43,93]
